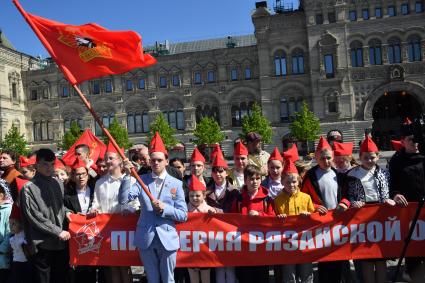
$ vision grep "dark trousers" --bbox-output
[29,247,69,283]
[318,261,343,283]
[0,269,10,282]
[69,266,97,283]
[236,265,269,283]
[7,261,33,283]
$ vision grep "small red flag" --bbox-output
[61,129,106,166]
[14,0,156,84]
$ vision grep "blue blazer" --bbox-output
[119,172,187,251]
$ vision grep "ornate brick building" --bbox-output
[7,0,425,156]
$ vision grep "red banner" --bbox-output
[69,204,425,267]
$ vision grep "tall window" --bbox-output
[64,118,83,133]
[104,79,112,93]
[126,80,133,91]
[401,3,409,15]
[328,12,336,23]
[230,69,238,81]
[408,37,422,62]
[127,113,149,133]
[196,105,220,123]
[12,83,17,99]
[207,71,215,83]
[280,97,303,122]
[316,14,323,24]
[244,68,252,80]
[163,110,184,130]
[388,5,396,16]
[92,81,100,94]
[292,50,304,74]
[95,115,114,136]
[42,88,49,99]
[33,121,51,141]
[159,76,167,88]
[172,75,180,87]
[350,41,363,67]
[362,9,369,20]
[194,72,202,84]
[274,51,287,76]
[375,7,382,17]
[231,102,254,127]
[62,86,69,97]
[324,54,335,78]
[388,38,402,64]
[31,89,37,100]
[416,2,424,13]
[349,10,357,21]
[369,39,382,65]
[138,78,146,89]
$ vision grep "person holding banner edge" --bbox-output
[120,132,188,283]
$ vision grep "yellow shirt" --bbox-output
[274,189,315,216]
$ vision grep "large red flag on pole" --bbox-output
[13,0,155,201]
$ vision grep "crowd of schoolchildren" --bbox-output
[0,118,424,283]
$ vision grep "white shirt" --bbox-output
[267,178,283,199]
[9,231,27,262]
[76,187,91,214]
[348,166,379,202]
[315,168,339,209]
[92,173,139,213]
[152,170,167,193]
[215,182,227,198]
[233,170,245,189]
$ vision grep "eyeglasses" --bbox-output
[75,173,88,178]
[212,168,225,173]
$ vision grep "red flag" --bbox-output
[62,129,106,166]
[14,0,156,85]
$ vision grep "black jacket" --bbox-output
[389,148,425,201]
[64,182,94,214]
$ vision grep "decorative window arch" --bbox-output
[368,39,382,65]
[408,35,422,62]
[387,37,402,64]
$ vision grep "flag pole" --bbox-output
[71,85,155,202]
[13,0,155,202]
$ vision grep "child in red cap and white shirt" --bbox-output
[346,136,395,283]
[187,175,221,283]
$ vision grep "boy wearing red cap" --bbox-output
[120,132,187,283]
[274,161,314,283]
[228,142,249,190]
[301,137,350,283]
[346,136,394,283]
[262,147,284,199]
[234,164,274,283]
[185,147,210,188]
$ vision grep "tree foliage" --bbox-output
[289,101,321,143]
[147,113,178,149]
[0,125,30,156]
[240,103,273,144]
[103,117,132,149]
[193,117,225,146]
[60,121,82,150]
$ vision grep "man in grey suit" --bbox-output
[120,132,187,283]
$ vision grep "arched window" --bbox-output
[350,41,364,67]
[95,115,115,136]
[64,118,83,133]
[231,102,254,127]
[196,105,219,124]
[163,110,184,130]
[274,51,287,76]
[291,50,305,74]
[127,112,149,133]
[33,120,52,141]
[408,36,422,62]
[280,97,303,122]
[369,39,382,65]
[388,38,402,64]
